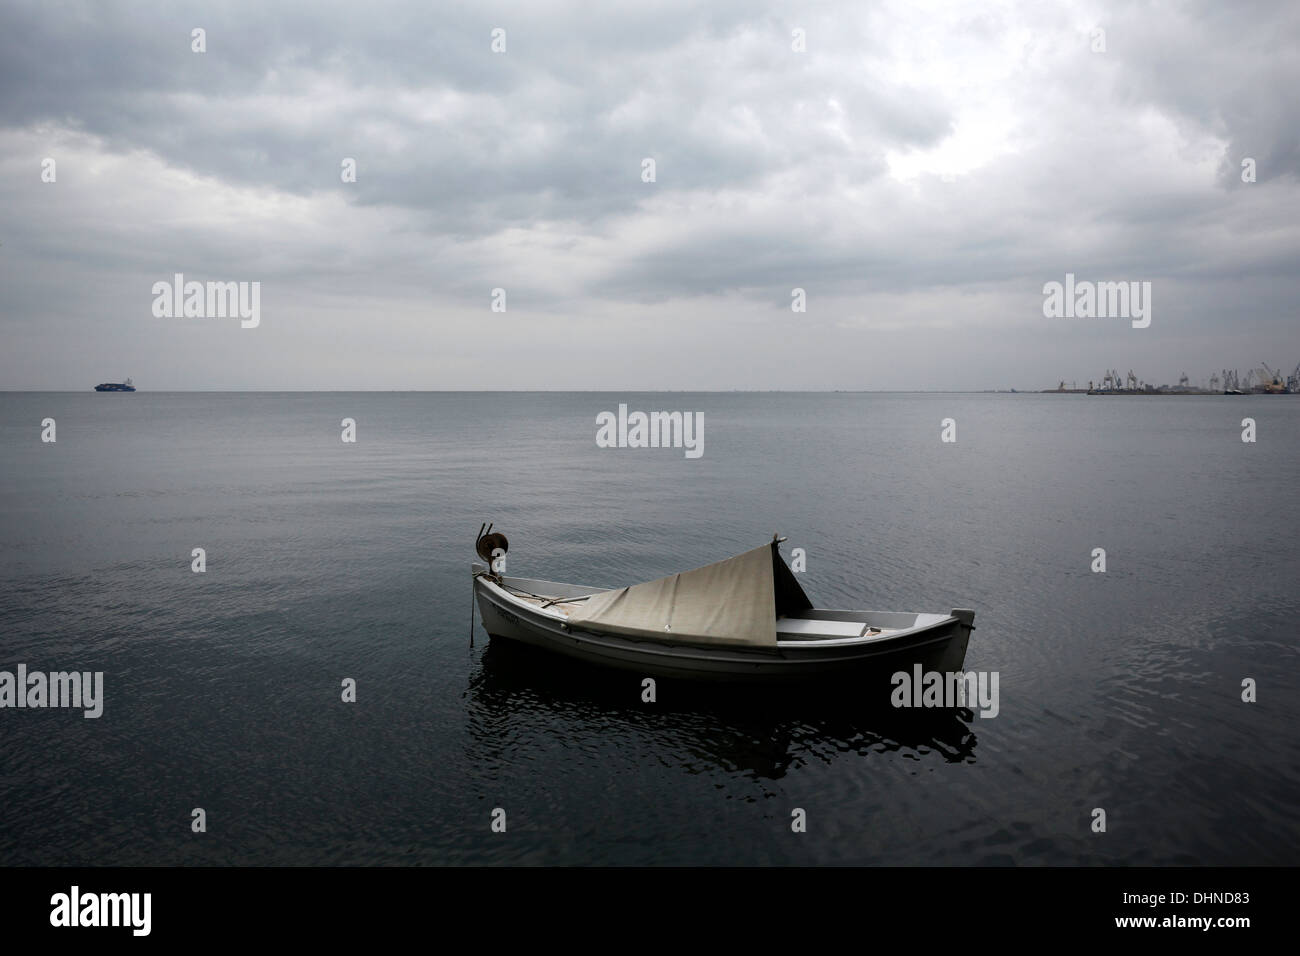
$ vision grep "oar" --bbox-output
[469,577,475,647]
[541,594,593,609]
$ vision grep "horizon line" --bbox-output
[1,386,1100,394]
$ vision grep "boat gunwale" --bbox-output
[473,566,963,650]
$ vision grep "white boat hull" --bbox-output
[473,565,974,683]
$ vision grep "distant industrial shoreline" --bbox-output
[1031,363,1298,396]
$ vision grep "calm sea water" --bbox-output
[1,392,1297,866]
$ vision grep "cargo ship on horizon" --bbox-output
[94,378,135,392]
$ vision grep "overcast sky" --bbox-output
[2,0,1297,390]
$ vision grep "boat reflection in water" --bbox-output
[464,636,980,782]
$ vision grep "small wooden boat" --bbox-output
[471,532,975,682]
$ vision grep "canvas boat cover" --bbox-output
[566,542,813,647]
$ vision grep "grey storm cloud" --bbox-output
[2,1,949,226]
[1,0,1297,390]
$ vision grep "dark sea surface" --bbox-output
[1,391,1297,866]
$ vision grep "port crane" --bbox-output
[1260,361,1285,393]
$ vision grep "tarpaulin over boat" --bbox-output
[567,542,813,647]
